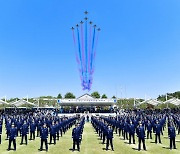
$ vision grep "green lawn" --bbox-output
[0,122,180,154]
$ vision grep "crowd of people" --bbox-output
[91,109,180,151]
[0,109,78,151]
[0,108,180,152]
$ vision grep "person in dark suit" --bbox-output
[137,123,146,151]
[155,120,162,144]
[177,118,180,135]
[146,120,152,139]
[6,119,11,140]
[87,115,89,122]
[30,120,36,140]
[0,123,2,144]
[168,123,176,150]
[106,125,114,151]
[128,121,135,144]
[20,121,29,145]
[16,119,22,136]
[39,123,48,151]
[37,120,41,137]
[72,124,80,151]
[49,121,56,145]
[102,123,108,144]
[123,120,129,140]
[7,123,17,151]
[55,121,60,140]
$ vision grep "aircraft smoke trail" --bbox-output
[71,11,100,91]
[77,27,83,78]
[80,23,85,74]
[85,19,88,86]
[88,23,92,75]
[91,30,100,74]
[72,30,80,64]
[90,27,96,74]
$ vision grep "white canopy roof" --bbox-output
[138,99,162,106]
[11,99,37,107]
[0,99,8,105]
[164,98,180,106]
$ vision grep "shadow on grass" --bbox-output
[150,141,156,143]
[102,148,114,151]
[132,147,139,151]
[176,140,180,142]
[162,147,170,149]
[99,142,105,144]
[119,138,125,140]
[69,148,80,152]
[7,148,16,151]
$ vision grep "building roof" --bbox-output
[138,99,162,106]
[10,99,37,107]
[0,99,8,105]
[77,93,95,100]
[164,98,180,106]
[58,93,116,106]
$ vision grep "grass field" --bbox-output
[0,122,180,154]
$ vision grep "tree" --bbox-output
[57,93,62,99]
[91,91,100,98]
[112,96,116,99]
[101,94,107,99]
[64,92,76,99]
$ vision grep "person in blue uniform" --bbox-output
[7,123,17,151]
[6,119,11,140]
[102,123,108,144]
[16,119,22,136]
[30,120,36,140]
[39,123,48,151]
[178,118,180,135]
[49,121,56,145]
[155,121,162,144]
[72,124,80,151]
[128,121,135,144]
[123,120,129,140]
[20,121,29,145]
[137,123,146,151]
[106,125,114,151]
[55,121,60,140]
[168,123,176,150]
[87,115,89,122]
[37,120,41,137]
[0,123,2,144]
[146,120,152,139]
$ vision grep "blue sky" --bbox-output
[0,0,180,99]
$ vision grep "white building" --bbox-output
[57,93,116,107]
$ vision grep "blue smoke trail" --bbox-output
[88,24,92,90]
[80,24,85,75]
[90,27,96,74]
[91,30,100,74]
[85,20,88,89]
[77,27,84,82]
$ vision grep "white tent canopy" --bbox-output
[0,99,8,105]
[164,98,180,106]
[138,99,162,106]
[10,99,37,107]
